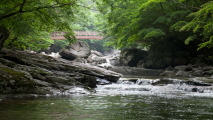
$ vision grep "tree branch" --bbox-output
[173,0,201,10]
[19,0,27,12]
[0,1,76,21]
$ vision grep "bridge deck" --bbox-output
[50,31,103,40]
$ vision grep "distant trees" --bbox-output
[96,0,212,50]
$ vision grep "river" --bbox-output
[1,77,213,120]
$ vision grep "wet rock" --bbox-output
[184,81,212,86]
[87,53,106,65]
[144,38,196,69]
[79,75,97,88]
[137,60,144,68]
[96,78,111,85]
[73,58,87,63]
[186,64,193,71]
[0,64,37,94]
[175,70,190,77]
[152,78,212,86]
[174,64,193,71]
[192,88,198,92]
[119,48,148,67]
[160,71,175,77]
[91,50,104,57]
[59,41,91,60]
[108,66,164,76]
[192,70,203,76]
[151,78,174,86]
[109,56,120,66]
[165,66,174,71]
[174,65,188,71]
[0,49,121,95]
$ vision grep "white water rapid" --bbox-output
[95,77,213,98]
[39,50,213,98]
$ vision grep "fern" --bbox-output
[170,21,187,32]
[198,36,213,50]
[185,35,196,45]
[181,1,213,49]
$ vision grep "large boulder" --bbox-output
[144,38,197,69]
[59,41,91,60]
[119,48,148,67]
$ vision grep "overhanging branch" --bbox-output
[0,1,76,21]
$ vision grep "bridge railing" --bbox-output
[50,31,101,37]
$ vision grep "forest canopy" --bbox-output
[0,0,92,51]
[95,0,213,50]
[0,0,213,51]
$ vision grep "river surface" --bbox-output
[1,77,213,120]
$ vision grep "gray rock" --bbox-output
[165,66,174,71]
[0,64,37,94]
[175,70,190,77]
[119,48,148,67]
[87,54,107,64]
[108,66,164,76]
[193,70,203,76]
[73,58,87,63]
[59,41,91,60]
[174,65,188,71]
[144,38,195,69]
[160,71,175,77]
[109,56,120,66]
[0,49,122,94]
[91,50,104,57]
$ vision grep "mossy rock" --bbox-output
[0,65,36,94]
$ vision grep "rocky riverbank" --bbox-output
[0,49,121,95]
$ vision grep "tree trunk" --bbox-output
[0,26,10,50]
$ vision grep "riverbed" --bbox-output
[1,77,213,120]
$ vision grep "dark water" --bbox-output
[1,78,213,120]
[0,95,213,120]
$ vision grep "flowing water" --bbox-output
[1,77,213,120]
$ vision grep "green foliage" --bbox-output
[198,36,213,50]
[79,39,110,53]
[180,1,213,50]
[54,40,69,49]
[184,35,196,45]
[96,0,193,49]
[96,0,213,51]
[0,0,91,50]
[5,31,53,51]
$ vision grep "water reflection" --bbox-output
[1,77,213,120]
[0,94,213,120]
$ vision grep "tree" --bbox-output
[0,0,89,51]
[95,0,211,50]
[180,1,213,50]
